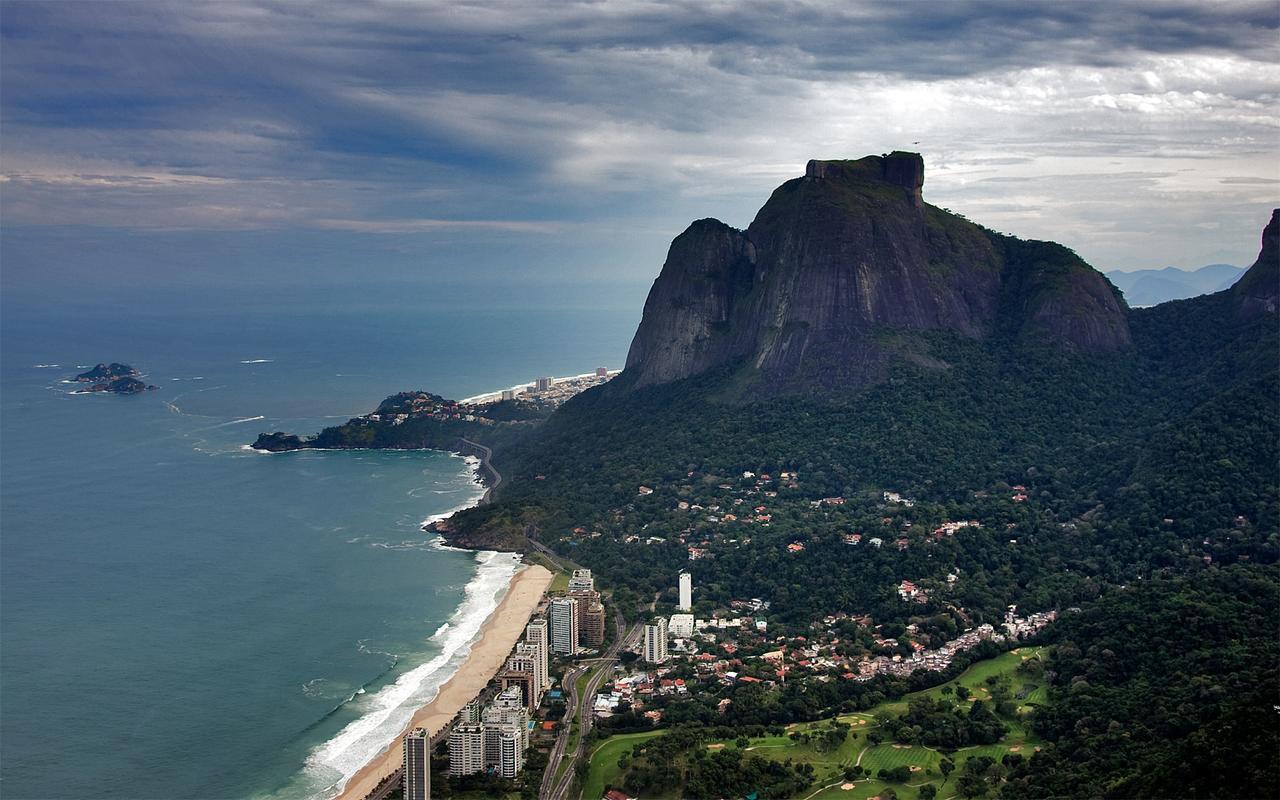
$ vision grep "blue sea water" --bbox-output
[0,288,640,799]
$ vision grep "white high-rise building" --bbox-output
[678,571,693,611]
[486,686,531,749]
[448,722,485,776]
[644,617,669,664]
[550,597,579,655]
[496,726,524,778]
[403,728,430,800]
[511,643,545,708]
[567,568,594,592]
[458,699,481,723]
[525,618,551,691]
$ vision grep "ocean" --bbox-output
[0,287,640,799]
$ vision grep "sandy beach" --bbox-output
[334,562,553,800]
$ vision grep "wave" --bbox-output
[418,455,487,529]
[429,535,476,554]
[240,359,274,364]
[33,363,60,368]
[213,415,266,427]
[419,493,485,529]
[299,550,520,797]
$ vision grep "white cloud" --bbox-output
[1,1,1276,274]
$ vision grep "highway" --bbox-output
[541,608,641,800]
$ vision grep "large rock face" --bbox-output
[624,152,1131,392]
[1234,208,1279,318]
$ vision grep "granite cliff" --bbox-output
[624,152,1131,393]
[1234,208,1279,318]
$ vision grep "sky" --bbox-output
[2,0,1277,306]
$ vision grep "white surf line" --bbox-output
[214,415,266,427]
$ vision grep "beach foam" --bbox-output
[301,550,520,796]
[418,454,487,529]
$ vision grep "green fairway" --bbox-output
[858,743,940,776]
[579,646,1049,798]
[580,730,666,800]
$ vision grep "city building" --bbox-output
[580,597,606,647]
[550,597,579,655]
[678,571,693,611]
[448,722,485,776]
[644,617,669,663]
[669,612,695,638]
[525,618,551,690]
[499,648,539,711]
[458,699,481,724]
[500,389,516,401]
[485,686,530,748]
[535,376,554,391]
[403,728,430,800]
[483,687,529,775]
[595,367,609,377]
[567,568,595,592]
[516,641,546,704]
[495,726,524,778]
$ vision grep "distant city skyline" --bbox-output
[2,1,1276,301]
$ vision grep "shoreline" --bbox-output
[332,562,553,800]
[458,368,620,406]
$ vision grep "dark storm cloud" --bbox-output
[1,0,1276,284]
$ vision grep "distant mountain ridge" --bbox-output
[1106,262,1246,307]
[624,153,1130,396]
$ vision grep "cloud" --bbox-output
[1,0,1277,281]
[311,218,561,234]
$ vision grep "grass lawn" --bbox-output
[548,570,571,593]
[574,666,596,702]
[582,647,1049,799]
[580,730,666,800]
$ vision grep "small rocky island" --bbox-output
[75,363,158,395]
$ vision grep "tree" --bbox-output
[919,784,938,800]
[940,758,956,786]
[957,772,988,798]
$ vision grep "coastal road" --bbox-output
[526,529,580,575]
[456,438,500,503]
[543,610,640,800]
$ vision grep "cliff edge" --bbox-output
[624,152,1131,394]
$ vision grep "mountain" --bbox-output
[1106,262,1246,307]
[444,200,1277,798]
[1234,208,1279,318]
[624,153,1129,395]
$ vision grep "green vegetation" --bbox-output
[456,259,1276,798]
[581,730,665,800]
[450,266,1276,627]
[588,648,1049,798]
[547,569,570,593]
[1003,566,1279,800]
